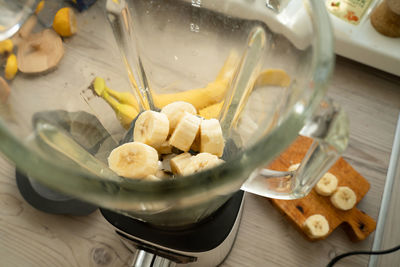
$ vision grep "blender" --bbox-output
[0,0,348,266]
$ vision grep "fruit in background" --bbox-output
[315,173,338,196]
[303,214,330,239]
[35,0,45,14]
[53,7,77,37]
[133,110,169,148]
[5,54,18,80]
[0,39,13,54]
[371,0,400,38]
[108,142,159,179]
[330,186,357,210]
[17,29,64,74]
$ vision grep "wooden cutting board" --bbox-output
[267,136,376,242]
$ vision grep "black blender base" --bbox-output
[16,170,97,216]
[101,190,245,266]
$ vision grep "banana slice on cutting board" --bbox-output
[169,112,201,152]
[303,214,330,239]
[161,101,197,135]
[200,119,225,157]
[315,172,338,196]
[108,142,159,179]
[134,110,169,148]
[330,186,357,210]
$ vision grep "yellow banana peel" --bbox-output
[254,69,291,87]
[92,77,106,96]
[154,79,230,110]
[198,69,291,119]
[91,50,291,128]
[101,90,138,129]
[199,102,224,119]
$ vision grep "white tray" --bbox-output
[328,0,400,77]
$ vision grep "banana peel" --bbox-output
[198,69,290,119]
[98,89,138,129]
[91,51,291,128]
[92,77,138,107]
[199,102,224,119]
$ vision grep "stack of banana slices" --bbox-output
[288,164,358,239]
[108,101,225,180]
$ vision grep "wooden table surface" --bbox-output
[1,5,400,267]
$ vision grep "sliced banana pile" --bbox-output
[289,163,358,239]
[108,101,225,180]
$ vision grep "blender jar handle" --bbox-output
[243,98,349,199]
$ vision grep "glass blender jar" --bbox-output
[0,0,347,256]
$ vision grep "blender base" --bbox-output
[15,170,97,216]
[100,190,245,267]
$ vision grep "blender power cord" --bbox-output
[326,244,400,266]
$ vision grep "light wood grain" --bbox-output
[0,2,400,267]
[1,57,399,267]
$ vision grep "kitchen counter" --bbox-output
[1,6,400,267]
[1,56,399,267]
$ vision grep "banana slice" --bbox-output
[169,112,201,152]
[315,172,338,196]
[191,131,201,152]
[108,142,159,179]
[146,175,162,181]
[200,119,225,157]
[288,163,300,172]
[330,186,357,210]
[183,152,224,175]
[158,140,172,155]
[170,153,192,175]
[134,110,169,148]
[161,153,178,173]
[303,214,330,239]
[161,101,197,135]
